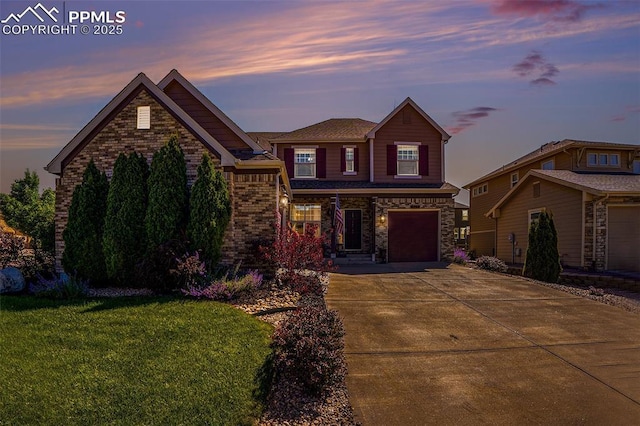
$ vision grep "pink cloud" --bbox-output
[491,0,605,22]
[512,50,559,85]
[448,107,499,134]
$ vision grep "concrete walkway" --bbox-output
[326,263,640,425]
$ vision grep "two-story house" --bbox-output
[46,71,458,269]
[464,140,640,272]
[263,98,459,263]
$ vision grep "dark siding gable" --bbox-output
[387,145,397,175]
[419,145,429,176]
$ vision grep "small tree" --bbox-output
[522,211,562,283]
[62,160,109,284]
[145,135,188,251]
[103,153,149,285]
[187,153,231,267]
[0,170,55,252]
[261,220,334,293]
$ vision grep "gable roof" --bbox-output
[46,72,238,174]
[465,139,640,188]
[487,170,640,218]
[271,118,377,142]
[366,97,451,141]
[246,132,284,151]
[157,70,265,153]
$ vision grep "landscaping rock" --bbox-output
[0,267,26,294]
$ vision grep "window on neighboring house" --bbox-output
[345,147,355,173]
[587,152,621,168]
[137,106,150,129]
[454,228,459,240]
[472,183,488,197]
[460,227,467,239]
[462,209,469,221]
[294,148,316,178]
[541,159,554,170]
[511,172,519,188]
[528,208,546,229]
[291,204,321,236]
[634,160,640,174]
[397,144,419,176]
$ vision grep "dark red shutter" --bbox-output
[354,147,359,172]
[340,148,346,172]
[284,148,294,177]
[317,148,326,178]
[387,145,397,175]
[419,145,429,176]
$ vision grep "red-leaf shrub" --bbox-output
[271,306,346,395]
[260,221,335,292]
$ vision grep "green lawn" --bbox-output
[0,296,273,425]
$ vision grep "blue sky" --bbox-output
[1,0,639,202]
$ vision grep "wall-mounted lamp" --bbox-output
[379,214,386,225]
[279,194,289,208]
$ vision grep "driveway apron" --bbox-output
[326,263,640,425]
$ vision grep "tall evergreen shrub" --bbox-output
[145,135,188,250]
[62,160,109,284]
[103,153,149,285]
[187,153,231,266]
[522,211,562,283]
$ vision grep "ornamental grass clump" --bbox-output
[29,273,88,299]
[476,256,508,273]
[181,268,263,301]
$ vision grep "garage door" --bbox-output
[608,206,640,272]
[388,211,439,262]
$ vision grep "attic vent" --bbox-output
[137,106,150,129]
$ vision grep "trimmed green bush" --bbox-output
[62,160,109,284]
[523,211,562,283]
[187,153,231,266]
[103,153,149,285]
[145,135,188,251]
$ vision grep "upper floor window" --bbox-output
[137,106,150,129]
[510,172,519,188]
[294,148,316,178]
[634,160,640,174]
[541,159,554,170]
[345,147,355,173]
[587,152,620,168]
[397,144,419,176]
[472,183,488,197]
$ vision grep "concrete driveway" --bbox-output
[326,263,640,425]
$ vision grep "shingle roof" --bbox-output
[271,118,377,142]
[229,149,279,162]
[465,139,640,188]
[532,170,640,194]
[246,132,285,151]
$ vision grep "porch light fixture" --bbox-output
[279,194,289,208]
[379,214,386,225]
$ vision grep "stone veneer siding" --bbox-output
[289,196,374,254]
[583,196,640,271]
[374,196,455,262]
[54,88,278,270]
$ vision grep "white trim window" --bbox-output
[510,172,519,188]
[587,152,620,168]
[472,183,488,197]
[397,144,419,176]
[528,208,546,229]
[291,204,321,236]
[137,106,150,129]
[294,148,316,178]
[345,147,355,173]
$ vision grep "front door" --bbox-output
[344,209,362,250]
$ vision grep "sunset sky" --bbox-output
[1,0,638,202]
